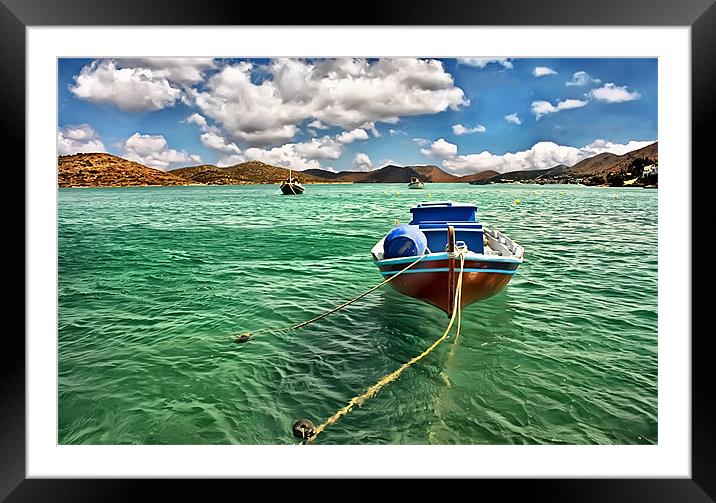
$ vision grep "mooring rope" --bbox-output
[303,252,466,443]
[234,252,428,343]
[444,276,464,370]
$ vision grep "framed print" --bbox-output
[6,0,714,500]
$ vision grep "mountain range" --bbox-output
[57,142,657,188]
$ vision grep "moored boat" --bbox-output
[408,176,425,189]
[371,201,523,315]
[280,168,305,195]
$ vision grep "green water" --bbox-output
[58,183,657,445]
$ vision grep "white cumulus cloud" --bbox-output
[352,153,373,171]
[294,136,345,160]
[200,132,241,154]
[362,122,382,138]
[336,128,369,144]
[57,124,106,155]
[186,113,243,156]
[444,142,582,174]
[504,113,522,125]
[565,71,601,87]
[308,120,329,130]
[186,113,209,130]
[216,154,246,167]
[242,145,321,171]
[187,109,370,168]
[531,98,588,119]
[588,83,642,103]
[225,127,371,170]
[441,139,656,175]
[452,123,486,135]
[458,58,513,69]
[420,138,458,159]
[187,58,468,147]
[533,66,557,77]
[581,139,654,156]
[71,60,186,112]
[113,58,216,85]
[120,132,201,170]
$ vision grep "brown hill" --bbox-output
[58,153,190,187]
[58,142,657,188]
[306,164,459,183]
[171,161,333,184]
[302,168,345,180]
[402,165,460,183]
[570,142,658,176]
[456,170,500,183]
[502,164,570,181]
[568,152,619,176]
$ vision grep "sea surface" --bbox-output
[58,183,658,445]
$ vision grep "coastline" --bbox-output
[58,181,356,188]
[57,145,658,189]
[57,180,658,189]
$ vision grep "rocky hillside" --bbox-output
[58,153,190,187]
[171,161,333,184]
[302,168,344,180]
[497,164,570,181]
[58,142,657,188]
[467,165,571,184]
[570,142,658,176]
[468,143,658,187]
[304,164,459,183]
[458,170,501,184]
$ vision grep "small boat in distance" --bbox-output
[408,177,425,189]
[371,201,523,315]
[280,168,305,195]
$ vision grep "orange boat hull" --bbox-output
[376,256,519,315]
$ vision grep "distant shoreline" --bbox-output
[59,181,356,188]
[58,181,659,189]
[58,145,657,189]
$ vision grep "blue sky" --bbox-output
[57,57,657,174]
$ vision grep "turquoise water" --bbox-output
[58,183,657,445]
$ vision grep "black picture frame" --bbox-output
[5,0,712,500]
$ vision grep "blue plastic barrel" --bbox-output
[383,224,427,259]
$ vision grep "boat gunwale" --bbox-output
[378,267,518,276]
[370,221,524,265]
[372,250,524,266]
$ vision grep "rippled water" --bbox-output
[58,183,657,445]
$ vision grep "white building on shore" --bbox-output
[643,164,658,176]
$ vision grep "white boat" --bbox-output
[408,176,425,189]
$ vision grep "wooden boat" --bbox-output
[280,168,305,195]
[408,176,425,189]
[371,201,523,315]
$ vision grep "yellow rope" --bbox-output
[306,253,466,443]
[234,252,428,342]
[444,277,463,368]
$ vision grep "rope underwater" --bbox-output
[234,252,427,343]
[444,269,464,374]
[295,252,466,444]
